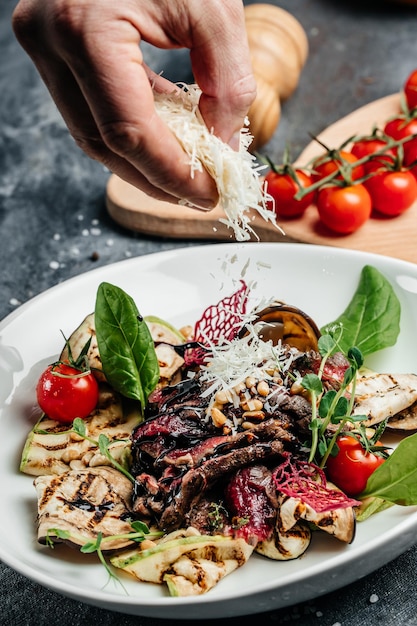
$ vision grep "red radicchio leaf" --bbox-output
[194,280,249,344]
[184,281,250,366]
[272,455,360,512]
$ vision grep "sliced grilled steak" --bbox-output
[132,413,295,530]
[130,369,318,532]
[184,489,229,535]
[225,465,277,546]
[159,433,286,529]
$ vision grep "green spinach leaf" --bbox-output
[320,265,401,356]
[361,432,417,505]
[95,282,159,407]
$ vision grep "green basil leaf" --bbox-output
[361,432,417,505]
[320,265,401,356]
[95,282,160,406]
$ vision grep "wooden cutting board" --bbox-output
[106,93,417,264]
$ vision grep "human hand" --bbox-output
[12,0,256,209]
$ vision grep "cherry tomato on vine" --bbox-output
[312,150,364,183]
[404,69,417,111]
[264,168,315,218]
[404,140,417,179]
[36,362,99,423]
[350,137,396,174]
[384,115,417,142]
[325,435,386,497]
[365,169,417,216]
[316,184,372,234]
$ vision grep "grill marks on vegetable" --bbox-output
[35,467,135,551]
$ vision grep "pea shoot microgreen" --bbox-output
[303,330,368,466]
[72,418,135,483]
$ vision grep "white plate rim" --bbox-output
[1,241,417,620]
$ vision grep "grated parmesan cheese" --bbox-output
[198,325,298,399]
[153,84,280,241]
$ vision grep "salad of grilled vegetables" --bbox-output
[20,269,417,597]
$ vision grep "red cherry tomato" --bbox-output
[264,169,315,218]
[312,150,364,183]
[404,69,417,110]
[384,116,417,141]
[326,435,386,497]
[36,362,99,423]
[350,137,396,174]
[316,184,372,234]
[365,169,417,216]
[404,140,417,179]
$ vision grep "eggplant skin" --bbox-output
[35,466,135,551]
[60,313,104,380]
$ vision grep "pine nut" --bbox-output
[69,460,86,470]
[242,410,265,420]
[89,453,109,467]
[290,380,304,395]
[70,431,84,442]
[211,406,227,427]
[257,381,270,396]
[82,450,94,464]
[61,449,81,464]
[215,390,229,404]
[233,382,246,395]
[241,398,263,411]
[245,376,257,389]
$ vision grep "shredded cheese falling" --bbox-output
[153,84,280,241]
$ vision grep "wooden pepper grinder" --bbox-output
[244,4,309,150]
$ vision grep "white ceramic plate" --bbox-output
[1,242,417,620]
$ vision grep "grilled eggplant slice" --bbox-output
[241,302,321,351]
[279,493,356,544]
[111,529,253,595]
[61,312,186,387]
[60,313,104,379]
[20,384,140,476]
[35,466,135,551]
[387,399,417,430]
[352,372,417,427]
[255,519,311,560]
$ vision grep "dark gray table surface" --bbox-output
[2,0,417,624]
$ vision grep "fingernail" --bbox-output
[179,197,217,211]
